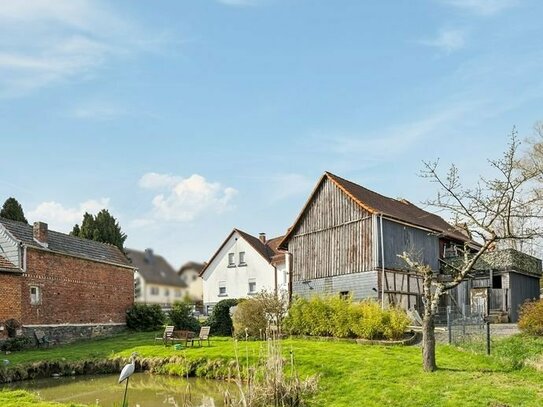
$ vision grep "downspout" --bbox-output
[380,214,385,310]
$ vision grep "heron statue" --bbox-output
[118,352,138,407]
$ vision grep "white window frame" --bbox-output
[248,278,257,294]
[239,251,246,266]
[175,289,182,298]
[228,253,235,267]
[30,286,41,305]
[219,281,227,296]
[150,286,159,296]
[164,288,170,297]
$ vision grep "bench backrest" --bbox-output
[163,326,175,338]
[35,330,46,342]
[199,326,210,339]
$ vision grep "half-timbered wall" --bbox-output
[289,177,373,282]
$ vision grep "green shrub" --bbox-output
[284,295,410,340]
[519,299,543,335]
[168,301,200,331]
[207,298,238,336]
[0,337,31,352]
[233,291,287,339]
[126,303,165,331]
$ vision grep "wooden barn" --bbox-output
[279,172,541,322]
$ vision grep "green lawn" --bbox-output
[2,332,543,406]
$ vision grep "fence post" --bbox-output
[486,322,491,355]
[447,306,452,345]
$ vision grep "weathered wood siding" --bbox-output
[509,272,540,322]
[0,226,20,268]
[378,219,440,271]
[289,177,373,282]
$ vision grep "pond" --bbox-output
[4,373,238,406]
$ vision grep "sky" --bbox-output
[0,0,542,268]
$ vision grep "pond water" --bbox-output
[5,373,238,406]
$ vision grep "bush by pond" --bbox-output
[126,304,165,331]
[207,298,239,336]
[232,291,287,339]
[284,296,410,340]
[168,301,200,332]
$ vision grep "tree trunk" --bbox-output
[421,312,437,372]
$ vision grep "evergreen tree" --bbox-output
[70,209,127,251]
[0,197,28,223]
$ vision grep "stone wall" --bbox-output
[22,323,126,346]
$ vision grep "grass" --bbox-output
[2,331,543,406]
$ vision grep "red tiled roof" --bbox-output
[279,172,477,249]
[0,254,18,271]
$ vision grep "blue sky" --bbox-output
[1,0,542,267]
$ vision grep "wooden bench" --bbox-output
[172,330,195,347]
[34,330,51,348]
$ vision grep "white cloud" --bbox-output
[139,173,238,222]
[440,0,518,16]
[0,1,166,97]
[28,198,110,232]
[420,29,467,53]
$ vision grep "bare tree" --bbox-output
[400,130,543,372]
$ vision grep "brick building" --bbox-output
[0,217,135,342]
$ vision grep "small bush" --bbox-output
[126,303,165,331]
[519,299,543,335]
[207,298,238,336]
[284,295,410,340]
[233,291,287,339]
[168,301,200,331]
[0,337,31,352]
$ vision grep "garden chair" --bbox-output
[195,326,211,347]
[155,326,175,345]
[34,330,50,348]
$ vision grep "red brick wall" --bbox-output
[0,273,22,338]
[21,248,134,325]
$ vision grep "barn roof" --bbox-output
[279,172,476,250]
[0,217,133,268]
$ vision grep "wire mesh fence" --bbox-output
[440,305,491,353]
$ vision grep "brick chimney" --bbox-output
[259,233,266,244]
[33,222,48,246]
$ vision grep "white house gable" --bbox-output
[202,230,277,313]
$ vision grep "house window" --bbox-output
[228,253,235,267]
[175,289,182,298]
[492,275,502,289]
[239,251,246,266]
[219,281,227,296]
[248,278,257,294]
[164,288,170,297]
[30,286,41,305]
[150,287,159,296]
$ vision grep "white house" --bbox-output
[126,248,187,309]
[201,229,287,315]
[178,261,205,304]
